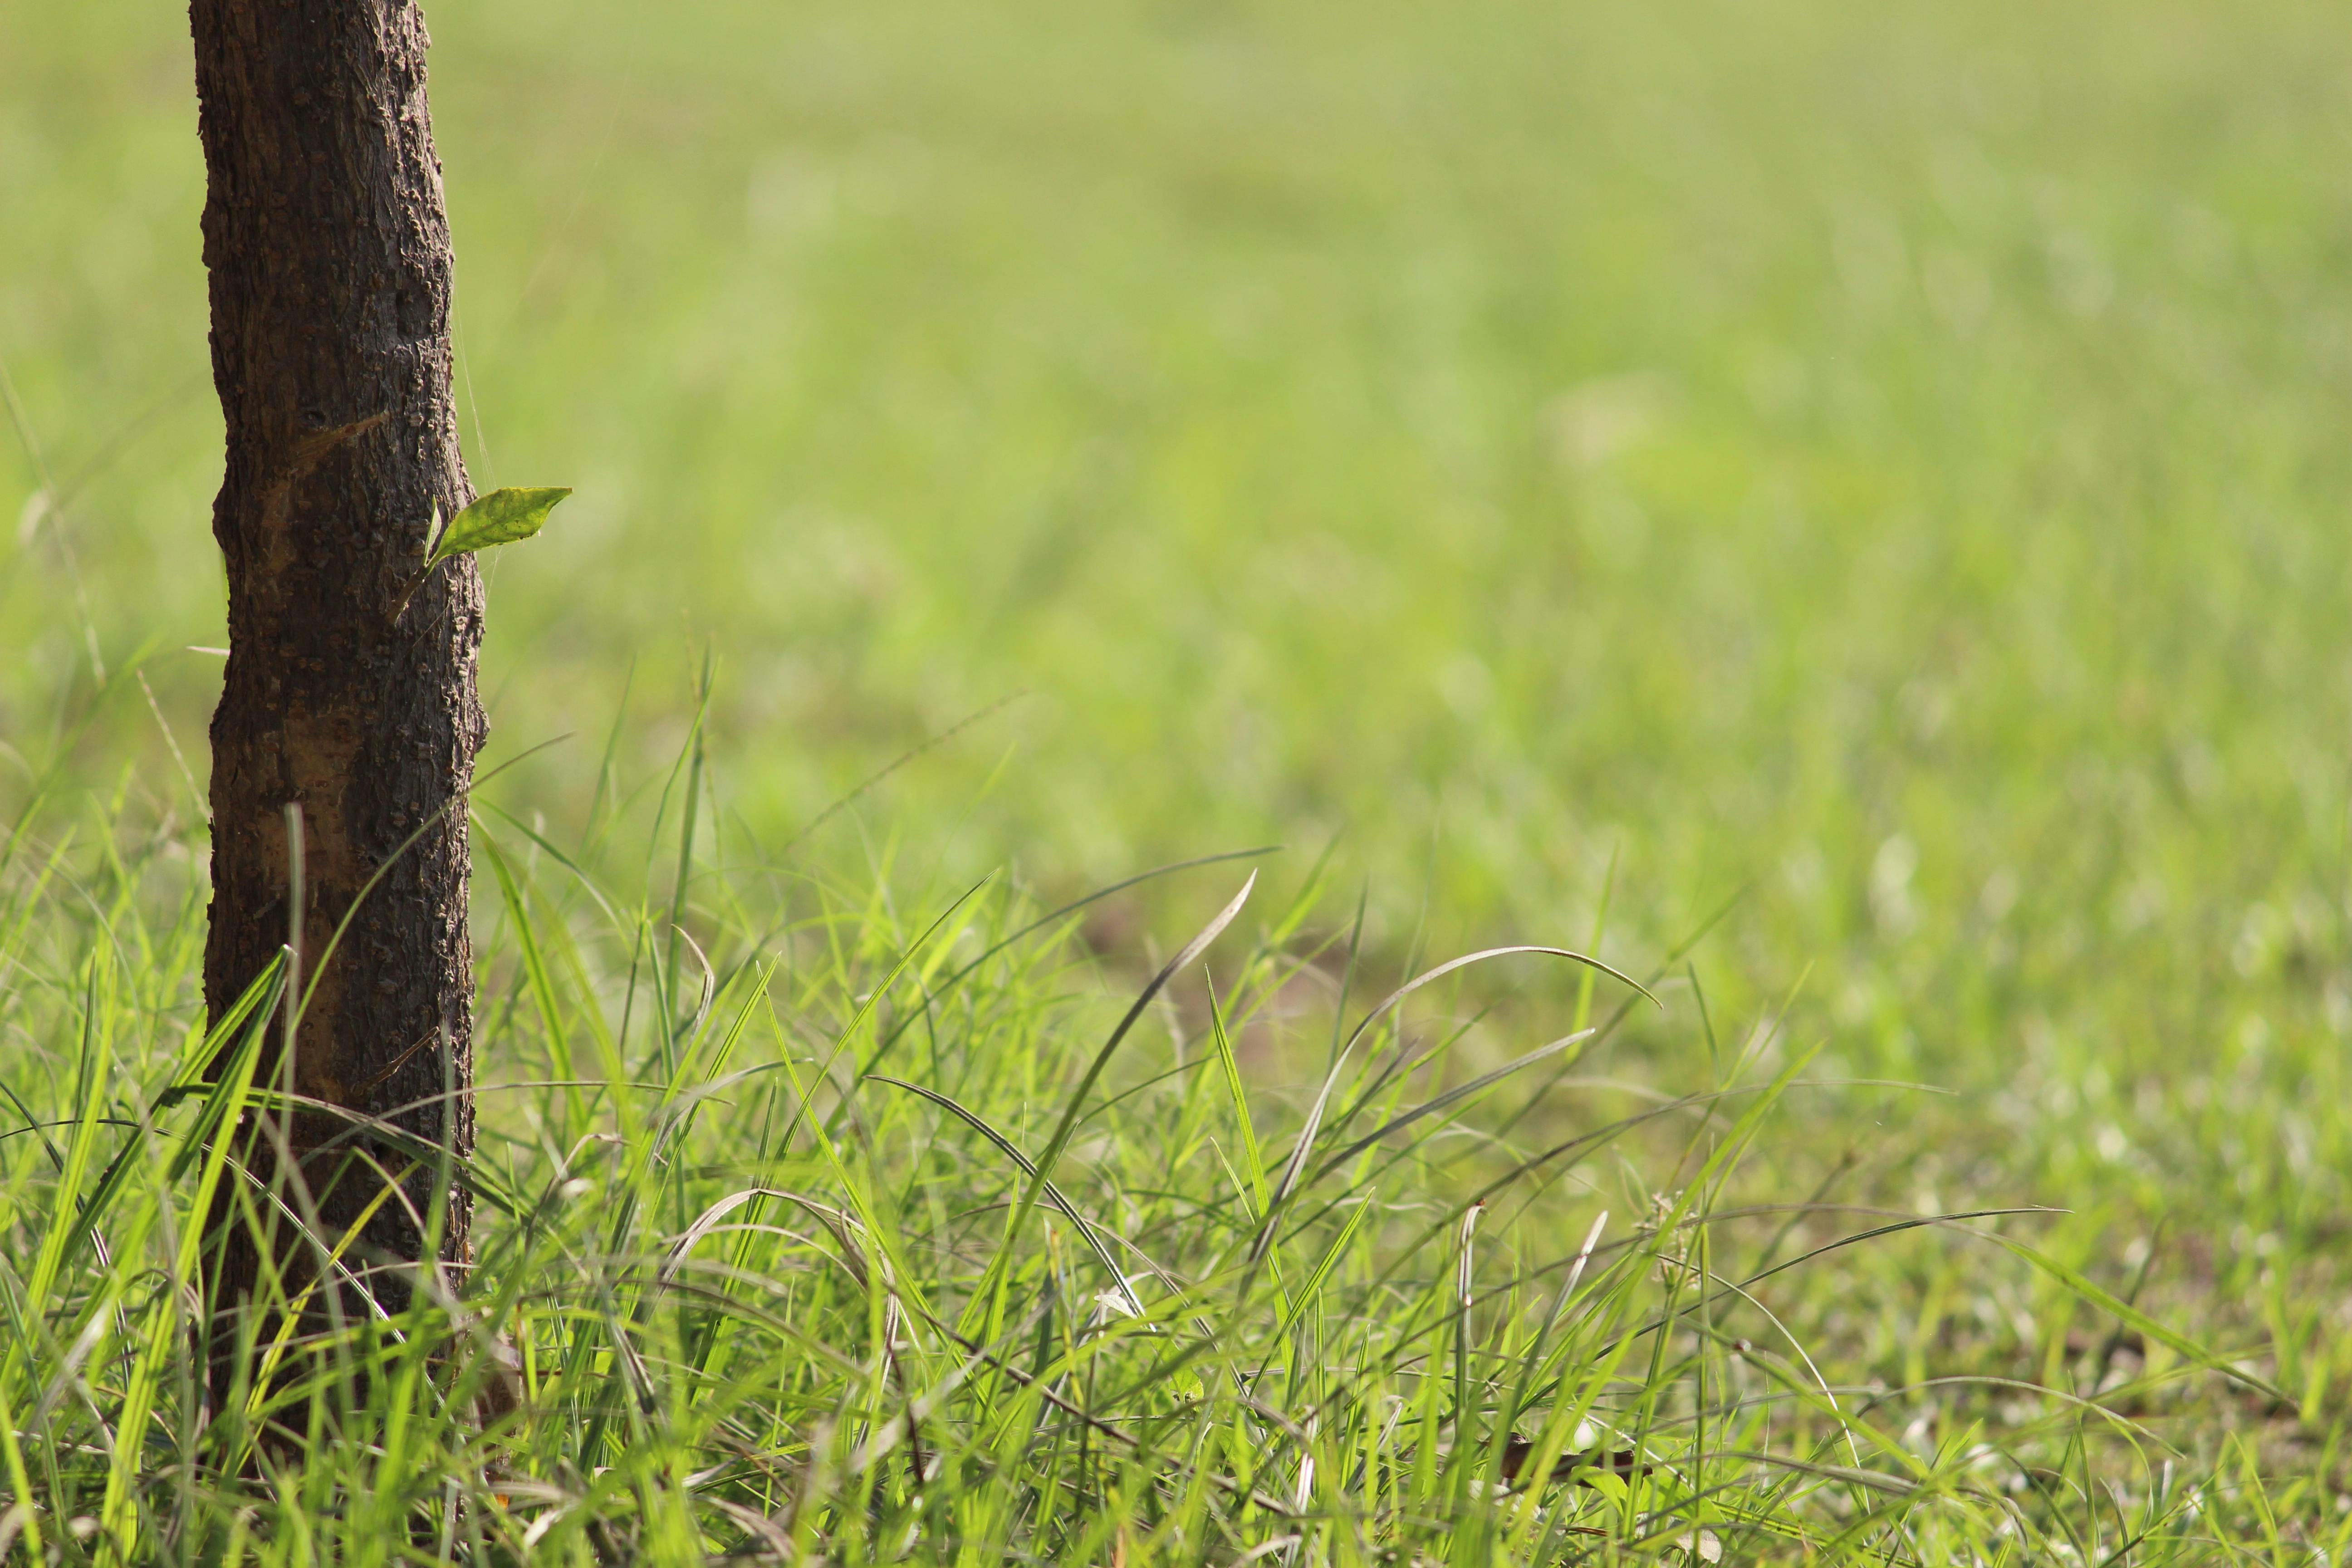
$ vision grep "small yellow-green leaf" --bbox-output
[427,486,571,568]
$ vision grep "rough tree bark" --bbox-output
[190,0,481,1393]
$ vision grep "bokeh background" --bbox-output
[6,0,2352,1411]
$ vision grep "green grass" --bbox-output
[0,761,2330,1563]
[5,0,2352,1557]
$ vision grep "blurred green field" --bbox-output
[7,0,2352,1537]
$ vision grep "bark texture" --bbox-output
[191,0,481,1380]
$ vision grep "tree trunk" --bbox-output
[190,0,481,1399]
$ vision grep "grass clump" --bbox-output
[1,712,2333,1565]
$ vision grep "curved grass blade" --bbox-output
[1988,1233,2295,1408]
[1309,1028,1594,1183]
[872,1075,1171,1323]
[856,846,1279,1083]
[1008,875,1252,1219]
[1250,946,1653,1268]
[799,870,1000,1143]
[965,875,1254,1339]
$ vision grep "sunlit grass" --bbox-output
[0,720,2332,1563]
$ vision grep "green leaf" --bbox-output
[426,485,571,568]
